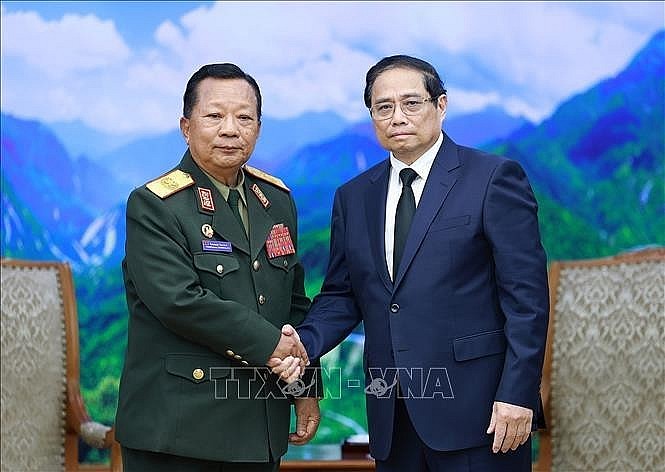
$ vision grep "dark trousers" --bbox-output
[121,447,279,472]
[376,398,532,472]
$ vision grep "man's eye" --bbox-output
[377,104,393,112]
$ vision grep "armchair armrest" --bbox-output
[67,378,111,444]
[66,379,122,471]
[80,421,112,449]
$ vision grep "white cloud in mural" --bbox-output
[151,1,661,122]
[0,6,130,76]
[0,1,663,134]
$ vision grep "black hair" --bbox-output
[364,55,446,108]
[183,63,262,122]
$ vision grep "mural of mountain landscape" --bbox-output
[2,30,664,461]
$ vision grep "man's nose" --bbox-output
[217,116,239,136]
[390,104,408,125]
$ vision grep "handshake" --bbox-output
[266,324,309,383]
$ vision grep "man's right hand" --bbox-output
[267,324,308,363]
[266,324,309,383]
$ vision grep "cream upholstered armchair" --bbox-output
[534,248,665,471]
[1,259,121,471]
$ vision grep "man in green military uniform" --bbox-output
[115,63,321,471]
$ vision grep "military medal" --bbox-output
[250,183,271,209]
[265,223,295,258]
[201,224,214,239]
[198,187,215,212]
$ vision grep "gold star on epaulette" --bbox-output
[244,165,290,192]
[146,169,195,198]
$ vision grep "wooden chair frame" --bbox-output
[1,259,121,471]
[532,247,665,471]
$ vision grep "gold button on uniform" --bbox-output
[258,294,266,305]
[282,259,288,268]
[226,349,235,357]
[241,360,249,366]
[192,368,204,380]
[252,260,260,271]
[233,354,242,360]
[216,264,224,274]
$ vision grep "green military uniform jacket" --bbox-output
[115,151,317,462]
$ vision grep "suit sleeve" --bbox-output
[286,193,312,324]
[483,160,549,412]
[285,194,324,398]
[297,187,363,362]
[124,188,281,365]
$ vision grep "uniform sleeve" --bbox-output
[483,160,549,411]
[124,188,281,365]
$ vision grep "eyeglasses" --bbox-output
[369,96,436,120]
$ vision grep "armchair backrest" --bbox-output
[536,248,665,471]
[1,260,73,471]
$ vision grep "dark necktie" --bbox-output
[227,189,245,233]
[393,168,419,278]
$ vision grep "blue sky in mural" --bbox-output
[2,1,663,135]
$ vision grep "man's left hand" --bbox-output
[290,398,320,445]
[486,401,532,453]
[267,356,302,384]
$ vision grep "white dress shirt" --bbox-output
[384,132,443,280]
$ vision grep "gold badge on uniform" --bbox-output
[201,224,214,239]
[251,183,271,209]
[198,187,215,212]
[146,169,194,199]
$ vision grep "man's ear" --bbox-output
[438,94,448,121]
[180,116,190,145]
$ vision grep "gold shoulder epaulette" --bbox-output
[244,165,290,192]
[146,169,195,199]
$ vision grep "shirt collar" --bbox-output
[389,132,443,180]
[202,168,247,205]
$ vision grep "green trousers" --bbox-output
[121,447,280,472]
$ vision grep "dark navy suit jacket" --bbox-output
[297,133,549,460]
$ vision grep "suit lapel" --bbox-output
[245,175,277,262]
[179,151,250,255]
[393,135,460,290]
[365,160,393,293]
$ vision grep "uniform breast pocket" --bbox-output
[266,253,298,273]
[193,252,240,292]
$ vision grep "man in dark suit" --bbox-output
[115,63,321,472]
[272,55,549,471]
